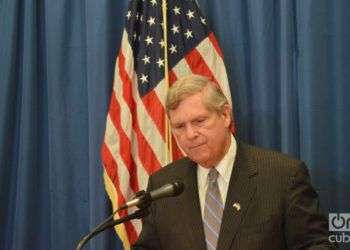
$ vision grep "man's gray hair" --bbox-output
[165,74,229,114]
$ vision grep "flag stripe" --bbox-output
[208,32,224,59]
[107,93,139,192]
[114,49,165,170]
[104,116,134,202]
[105,116,132,202]
[196,37,232,106]
[133,87,168,167]
[172,135,183,160]
[169,70,178,85]
[118,51,162,175]
[142,90,166,140]
[171,59,193,80]
[185,48,217,82]
[153,79,166,107]
[102,130,142,239]
[112,55,142,197]
[120,34,168,166]
[104,104,143,237]
[101,143,126,206]
[103,170,131,249]
[101,144,138,243]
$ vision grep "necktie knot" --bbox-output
[208,168,219,183]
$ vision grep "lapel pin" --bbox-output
[233,202,241,211]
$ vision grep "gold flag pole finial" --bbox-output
[162,0,172,163]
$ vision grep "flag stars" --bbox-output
[159,39,165,48]
[156,58,164,68]
[140,74,149,84]
[142,55,151,65]
[124,2,212,97]
[145,35,154,46]
[173,6,181,15]
[185,29,193,39]
[147,16,156,26]
[169,44,177,54]
[186,10,195,19]
[171,24,180,34]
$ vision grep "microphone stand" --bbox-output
[76,191,150,250]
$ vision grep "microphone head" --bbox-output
[172,181,184,196]
[149,181,185,201]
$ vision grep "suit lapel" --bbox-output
[217,142,257,250]
[178,159,207,250]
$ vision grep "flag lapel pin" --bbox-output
[233,202,241,211]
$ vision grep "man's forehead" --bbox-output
[169,105,213,124]
[176,92,205,107]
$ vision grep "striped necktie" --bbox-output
[203,168,224,250]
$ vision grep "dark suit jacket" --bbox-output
[132,142,335,250]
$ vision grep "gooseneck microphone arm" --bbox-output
[76,208,149,250]
[75,181,184,250]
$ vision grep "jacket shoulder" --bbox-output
[238,142,305,176]
[148,157,195,186]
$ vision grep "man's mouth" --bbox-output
[189,143,205,149]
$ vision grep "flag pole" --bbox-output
[162,0,172,163]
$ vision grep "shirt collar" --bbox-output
[215,134,236,183]
[197,134,237,185]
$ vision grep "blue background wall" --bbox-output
[0,0,349,249]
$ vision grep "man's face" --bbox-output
[169,91,232,168]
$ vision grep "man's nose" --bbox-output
[185,124,198,139]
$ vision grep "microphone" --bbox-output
[76,181,184,250]
[119,181,184,210]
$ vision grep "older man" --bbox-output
[132,75,335,250]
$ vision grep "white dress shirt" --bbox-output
[197,135,237,219]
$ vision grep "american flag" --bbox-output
[101,0,233,248]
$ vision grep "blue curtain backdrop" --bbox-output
[0,0,349,249]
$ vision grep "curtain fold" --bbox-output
[0,0,125,249]
[295,0,350,211]
[1,0,349,249]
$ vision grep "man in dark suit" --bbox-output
[132,75,335,250]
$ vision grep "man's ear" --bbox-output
[221,104,232,128]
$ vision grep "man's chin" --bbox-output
[188,156,212,168]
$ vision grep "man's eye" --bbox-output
[193,118,206,125]
[174,124,184,130]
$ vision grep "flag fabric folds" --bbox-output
[101,0,233,248]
